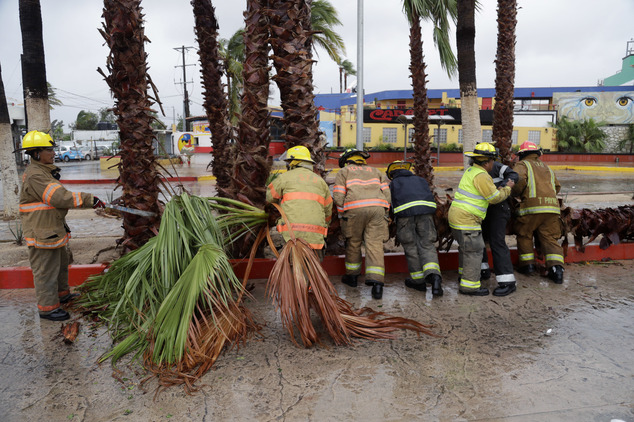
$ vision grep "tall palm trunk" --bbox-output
[0,65,21,219]
[230,0,272,208]
[192,0,233,196]
[339,65,343,93]
[408,10,434,187]
[99,0,161,250]
[19,0,50,132]
[269,0,325,176]
[492,0,517,166]
[456,0,480,169]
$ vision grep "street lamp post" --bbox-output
[396,114,414,161]
[428,115,455,166]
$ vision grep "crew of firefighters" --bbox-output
[20,130,566,321]
[267,140,565,301]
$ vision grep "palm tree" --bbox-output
[338,59,356,93]
[0,64,21,219]
[219,29,245,124]
[192,0,233,197]
[269,0,325,175]
[492,0,517,166]
[229,0,272,208]
[311,0,345,64]
[404,0,457,187]
[19,0,50,132]
[99,0,161,250]
[456,0,480,169]
[550,116,606,153]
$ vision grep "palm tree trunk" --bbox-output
[230,0,272,208]
[456,0,480,169]
[192,0,233,196]
[492,0,517,166]
[0,65,21,219]
[100,0,161,251]
[408,11,434,187]
[339,65,343,93]
[269,0,325,176]
[19,0,50,132]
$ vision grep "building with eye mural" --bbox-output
[314,84,634,153]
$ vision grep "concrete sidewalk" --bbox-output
[1,261,632,421]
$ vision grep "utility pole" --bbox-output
[173,45,195,132]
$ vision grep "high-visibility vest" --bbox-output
[451,166,489,219]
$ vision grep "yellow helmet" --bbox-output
[21,131,56,151]
[283,145,314,163]
[338,148,370,168]
[464,142,498,159]
[386,161,412,179]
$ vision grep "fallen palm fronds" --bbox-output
[561,205,634,252]
[266,204,437,348]
[75,193,258,392]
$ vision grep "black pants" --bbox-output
[481,201,516,283]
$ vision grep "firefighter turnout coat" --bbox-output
[19,160,94,314]
[511,154,564,268]
[266,165,333,249]
[389,169,440,282]
[448,164,511,292]
[333,164,391,282]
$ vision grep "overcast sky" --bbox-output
[1,0,632,131]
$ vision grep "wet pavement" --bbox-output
[1,261,633,421]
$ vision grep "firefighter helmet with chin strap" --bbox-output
[517,141,542,157]
[386,161,413,180]
[19,130,56,151]
[464,142,498,159]
[338,148,370,168]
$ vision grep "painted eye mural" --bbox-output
[553,91,634,124]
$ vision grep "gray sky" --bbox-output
[1,0,632,131]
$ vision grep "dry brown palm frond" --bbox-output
[267,234,437,348]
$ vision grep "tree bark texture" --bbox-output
[408,11,434,188]
[99,0,161,251]
[191,0,233,197]
[19,0,50,132]
[492,0,517,166]
[231,0,272,208]
[456,0,481,169]
[0,65,21,219]
[269,0,325,176]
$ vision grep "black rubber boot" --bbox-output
[60,292,80,304]
[365,279,379,286]
[341,274,358,287]
[517,264,536,275]
[480,268,491,280]
[548,265,564,284]
[39,308,70,321]
[493,282,516,297]
[459,287,489,296]
[404,278,426,292]
[371,282,384,299]
[426,273,443,297]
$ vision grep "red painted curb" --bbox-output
[1,243,632,290]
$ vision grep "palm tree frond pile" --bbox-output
[76,193,260,392]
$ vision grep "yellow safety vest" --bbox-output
[452,166,489,219]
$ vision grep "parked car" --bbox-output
[79,146,99,160]
[55,146,84,162]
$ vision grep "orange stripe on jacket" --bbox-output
[342,198,390,211]
[277,223,328,236]
[25,233,70,249]
[72,192,83,207]
[20,202,55,213]
[281,191,332,206]
[42,183,62,205]
[267,183,281,200]
[346,178,381,187]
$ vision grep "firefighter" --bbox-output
[480,150,519,296]
[512,141,565,283]
[333,149,391,299]
[266,145,332,258]
[448,142,515,296]
[17,131,105,321]
[387,161,443,296]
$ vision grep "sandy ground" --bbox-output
[1,261,633,421]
